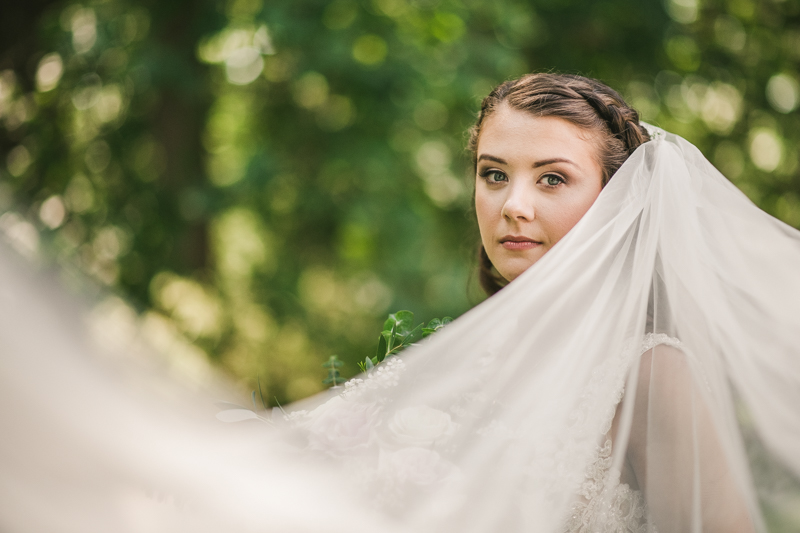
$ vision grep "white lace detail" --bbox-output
[563,333,681,533]
[638,332,681,353]
[341,357,406,400]
[291,334,681,531]
[565,439,649,533]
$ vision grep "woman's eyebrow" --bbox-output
[477,154,507,164]
[478,155,578,168]
[533,158,577,168]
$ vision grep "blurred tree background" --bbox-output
[1,0,799,411]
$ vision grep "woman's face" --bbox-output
[475,104,604,283]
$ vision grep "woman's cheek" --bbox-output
[545,209,571,244]
[547,198,595,244]
[474,190,497,243]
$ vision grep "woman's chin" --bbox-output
[494,249,546,281]
[497,261,538,283]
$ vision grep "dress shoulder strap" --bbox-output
[639,332,682,355]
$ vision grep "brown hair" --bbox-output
[470,73,651,296]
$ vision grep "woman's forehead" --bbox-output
[477,105,601,167]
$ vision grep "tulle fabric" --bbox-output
[0,249,402,533]
[1,128,799,531]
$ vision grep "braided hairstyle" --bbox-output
[469,73,651,296]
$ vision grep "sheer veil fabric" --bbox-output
[1,127,799,532]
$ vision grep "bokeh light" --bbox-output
[0,2,797,473]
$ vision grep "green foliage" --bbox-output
[5,3,800,525]
[252,376,267,411]
[322,354,346,387]
[355,310,451,374]
[1,0,799,424]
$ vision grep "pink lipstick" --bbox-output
[500,235,542,251]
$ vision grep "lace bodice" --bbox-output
[289,333,681,532]
[564,333,681,533]
[565,438,649,532]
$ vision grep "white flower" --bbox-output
[305,396,381,453]
[387,405,456,447]
[379,447,457,486]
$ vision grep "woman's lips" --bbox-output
[500,236,542,251]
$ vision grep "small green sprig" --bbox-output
[322,355,345,388]
[355,310,452,373]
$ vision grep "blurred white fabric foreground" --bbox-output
[0,247,401,533]
[2,128,800,532]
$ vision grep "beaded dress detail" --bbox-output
[564,334,682,533]
[564,438,649,533]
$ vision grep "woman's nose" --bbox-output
[501,186,535,222]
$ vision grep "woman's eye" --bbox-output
[481,170,507,183]
[542,174,565,187]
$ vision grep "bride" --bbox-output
[2,73,799,533]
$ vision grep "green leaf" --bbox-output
[365,357,374,370]
[386,310,414,336]
[404,323,424,344]
[392,331,405,346]
[396,311,415,335]
[427,318,443,329]
[375,333,387,359]
[323,356,346,387]
[385,322,397,356]
[322,355,344,368]
[323,362,344,385]
[257,376,266,411]
[373,312,453,368]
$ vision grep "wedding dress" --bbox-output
[2,126,800,533]
[565,333,682,533]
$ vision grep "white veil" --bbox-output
[1,128,799,532]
